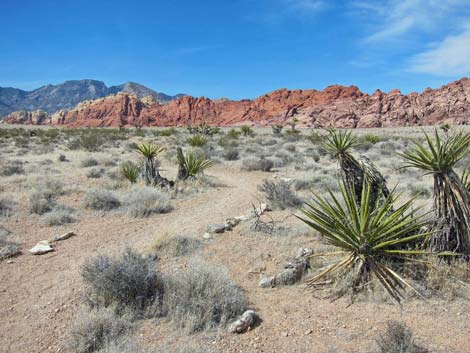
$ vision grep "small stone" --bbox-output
[305,329,313,335]
[207,224,226,234]
[228,310,259,334]
[296,247,314,259]
[259,277,275,288]
[202,232,212,240]
[281,331,289,337]
[53,231,76,242]
[29,243,54,255]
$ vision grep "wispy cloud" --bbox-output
[408,27,470,75]
[353,0,470,43]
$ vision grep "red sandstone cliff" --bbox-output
[3,78,470,128]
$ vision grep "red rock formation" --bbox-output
[3,78,470,128]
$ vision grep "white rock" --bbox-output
[259,277,275,288]
[53,231,76,242]
[29,242,54,255]
[228,310,259,333]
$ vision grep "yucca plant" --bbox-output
[176,148,213,180]
[186,134,208,147]
[399,129,470,254]
[135,142,165,186]
[298,180,431,303]
[120,162,140,183]
[323,129,389,206]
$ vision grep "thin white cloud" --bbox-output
[408,28,470,75]
[353,0,470,42]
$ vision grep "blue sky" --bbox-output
[1,0,470,99]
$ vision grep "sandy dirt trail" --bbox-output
[0,166,266,353]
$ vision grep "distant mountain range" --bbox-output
[0,79,184,116]
[4,77,470,128]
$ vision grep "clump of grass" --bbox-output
[186,134,208,147]
[67,308,132,353]
[82,249,164,315]
[123,187,172,218]
[84,190,121,211]
[81,157,99,168]
[258,179,302,210]
[376,321,423,353]
[241,157,274,172]
[120,162,140,184]
[41,208,78,226]
[163,260,246,333]
[152,235,201,257]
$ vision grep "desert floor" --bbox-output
[1,125,470,353]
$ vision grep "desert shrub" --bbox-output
[120,162,140,184]
[0,226,20,260]
[284,143,296,152]
[299,180,430,303]
[177,149,214,179]
[258,179,302,210]
[85,190,121,211]
[67,308,132,353]
[97,340,220,353]
[29,191,55,214]
[274,151,294,165]
[241,157,274,172]
[0,198,15,217]
[227,128,241,139]
[186,134,208,147]
[240,125,254,136]
[422,258,470,299]
[79,133,103,152]
[310,174,339,192]
[82,249,164,314]
[217,136,238,148]
[223,148,239,161]
[1,160,24,176]
[272,124,283,135]
[163,260,246,333]
[153,235,201,257]
[157,127,177,137]
[81,157,99,168]
[58,154,67,162]
[376,321,423,353]
[42,208,77,226]
[87,168,105,179]
[362,134,380,144]
[124,187,172,218]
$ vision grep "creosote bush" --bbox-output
[0,198,15,217]
[67,308,132,353]
[163,260,246,333]
[258,179,302,210]
[82,249,164,315]
[85,190,121,211]
[81,157,99,168]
